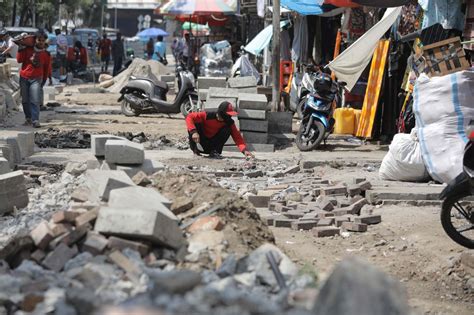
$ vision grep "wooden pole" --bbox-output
[271,0,280,111]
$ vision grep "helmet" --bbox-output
[314,72,333,94]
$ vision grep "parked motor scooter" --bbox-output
[439,121,474,248]
[295,72,344,151]
[118,62,199,117]
[289,64,320,118]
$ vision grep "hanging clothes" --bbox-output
[464,0,474,51]
[399,2,422,36]
[291,15,308,63]
[418,0,465,31]
[281,29,291,60]
[352,0,409,6]
[257,0,265,18]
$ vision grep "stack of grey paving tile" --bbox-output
[197,77,228,108]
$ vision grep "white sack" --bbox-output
[327,7,402,91]
[413,70,474,184]
[379,130,430,181]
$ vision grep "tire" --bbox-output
[121,99,141,117]
[296,119,326,151]
[180,96,197,117]
[441,191,474,249]
[296,96,307,119]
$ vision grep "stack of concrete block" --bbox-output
[90,134,165,178]
[197,77,227,106]
[227,76,258,94]
[205,86,239,111]
[0,131,35,171]
[0,63,20,113]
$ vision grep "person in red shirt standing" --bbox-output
[185,101,254,159]
[16,30,51,128]
[98,33,112,73]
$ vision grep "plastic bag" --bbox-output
[231,54,261,82]
[379,129,430,181]
[414,70,474,183]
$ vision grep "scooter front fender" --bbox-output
[311,112,329,129]
[440,172,471,200]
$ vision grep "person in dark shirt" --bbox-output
[185,101,254,159]
[112,32,125,76]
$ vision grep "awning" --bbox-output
[327,6,402,91]
[244,20,290,56]
[280,0,324,16]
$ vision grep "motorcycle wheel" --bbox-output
[441,191,474,249]
[296,98,306,119]
[180,96,197,117]
[296,119,325,151]
[121,99,141,117]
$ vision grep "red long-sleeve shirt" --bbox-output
[186,112,247,152]
[17,47,51,82]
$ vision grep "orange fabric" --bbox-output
[67,47,88,65]
[331,30,342,81]
[356,39,390,138]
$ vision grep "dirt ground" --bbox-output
[3,87,474,314]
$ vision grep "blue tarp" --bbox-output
[280,0,324,15]
[244,20,290,56]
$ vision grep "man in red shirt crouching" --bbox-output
[185,102,254,159]
[16,30,51,128]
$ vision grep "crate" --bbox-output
[422,37,470,77]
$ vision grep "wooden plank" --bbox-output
[356,40,390,139]
[422,37,460,50]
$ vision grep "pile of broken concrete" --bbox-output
[0,62,21,122]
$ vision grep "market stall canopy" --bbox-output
[182,22,210,31]
[244,20,291,56]
[137,27,169,38]
[280,0,324,15]
[156,0,237,15]
[352,0,410,7]
[327,6,402,91]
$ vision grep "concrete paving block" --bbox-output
[208,87,240,99]
[0,157,10,175]
[227,76,257,88]
[238,109,266,120]
[274,218,294,228]
[198,77,227,89]
[267,112,293,134]
[354,215,382,225]
[223,143,275,153]
[0,170,29,215]
[30,221,54,250]
[115,159,165,178]
[91,134,127,157]
[105,140,144,165]
[320,186,348,196]
[341,221,368,232]
[239,119,269,133]
[236,87,258,94]
[108,186,175,219]
[85,170,135,202]
[82,232,108,255]
[313,226,340,237]
[238,93,268,110]
[0,137,21,164]
[94,206,185,249]
[366,187,442,204]
[42,243,78,272]
[247,195,270,207]
[242,131,268,144]
[107,236,150,256]
[291,220,319,230]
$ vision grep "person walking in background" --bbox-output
[87,35,96,64]
[17,30,51,128]
[154,35,167,64]
[0,29,19,59]
[98,33,112,73]
[112,32,125,76]
[55,28,68,76]
[146,37,154,60]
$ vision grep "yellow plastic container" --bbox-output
[333,107,355,135]
[353,109,362,136]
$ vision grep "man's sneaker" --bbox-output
[22,119,32,126]
[32,121,41,128]
[209,151,223,159]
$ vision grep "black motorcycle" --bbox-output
[118,63,199,117]
[439,121,474,248]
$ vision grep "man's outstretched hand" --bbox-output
[244,150,254,159]
[192,132,200,143]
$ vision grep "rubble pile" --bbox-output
[34,128,92,149]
